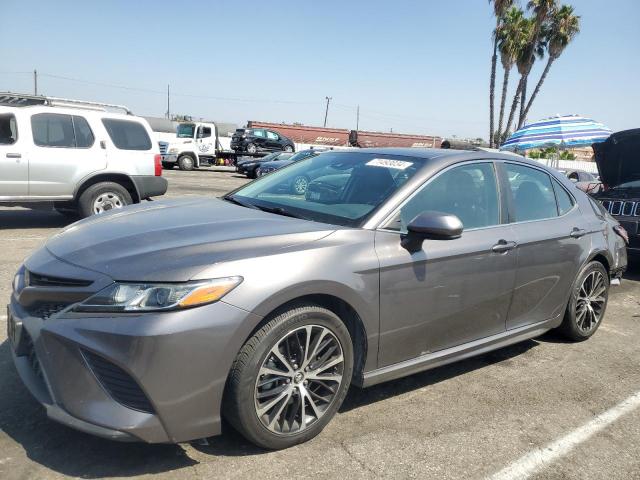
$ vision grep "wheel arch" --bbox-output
[74,173,140,203]
[587,249,612,275]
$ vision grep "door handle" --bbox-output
[492,239,517,253]
[6,153,21,158]
[570,228,587,238]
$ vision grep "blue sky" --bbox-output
[1,0,638,139]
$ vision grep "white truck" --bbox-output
[161,121,239,171]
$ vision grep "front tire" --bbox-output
[78,182,132,218]
[178,155,195,171]
[559,261,609,341]
[224,305,353,450]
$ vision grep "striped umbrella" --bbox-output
[500,115,612,152]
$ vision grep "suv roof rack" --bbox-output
[0,92,132,114]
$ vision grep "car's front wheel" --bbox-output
[224,305,353,449]
[559,260,609,341]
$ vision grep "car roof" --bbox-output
[332,147,524,162]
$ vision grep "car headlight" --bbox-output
[168,148,178,154]
[73,277,243,313]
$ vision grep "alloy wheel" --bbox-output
[293,176,308,195]
[254,325,344,435]
[575,270,607,333]
[93,192,124,214]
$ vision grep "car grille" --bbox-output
[599,200,640,217]
[23,330,45,381]
[26,270,93,288]
[158,141,168,155]
[27,303,69,320]
[81,349,155,414]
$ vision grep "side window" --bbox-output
[253,129,265,138]
[505,163,557,222]
[102,119,152,150]
[0,114,17,145]
[201,126,212,138]
[72,116,94,148]
[552,178,575,215]
[266,131,279,140]
[31,113,75,147]
[383,162,500,232]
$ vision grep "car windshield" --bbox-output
[177,123,196,138]
[228,152,426,227]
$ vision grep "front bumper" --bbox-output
[8,250,262,443]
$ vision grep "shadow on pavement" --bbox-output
[0,208,74,230]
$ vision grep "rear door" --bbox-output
[28,113,105,197]
[101,117,155,176]
[501,162,589,329]
[251,129,268,150]
[265,130,282,151]
[0,112,28,197]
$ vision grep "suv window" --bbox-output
[266,131,279,140]
[384,162,500,232]
[102,119,152,150]
[72,116,95,148]
[32,113,76,147]
[0,114,17,145]
[551,178,575,215]
[505,163,557,222]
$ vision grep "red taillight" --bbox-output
[614,224,629,245]
[154,154,162,176]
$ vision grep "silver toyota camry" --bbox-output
[8,148,627,449]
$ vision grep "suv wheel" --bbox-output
[246,143,258,155]
[78,182,132,217]
[559,260,609,341]
[224,305,353,449]
[178,155,195,171]
[284,145,294,153]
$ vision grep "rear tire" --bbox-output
[224,305,353,450]
[78,182,132,218]
[284,145,294,153]
[178,155,195,171]
[559,261,609,341]
[246,143,257,155]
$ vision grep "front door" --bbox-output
[376,161,518,367]
[0,112,28,197]
[196,125,215,157]
[501,162,589,329]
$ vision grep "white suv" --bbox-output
[0,94,168,218]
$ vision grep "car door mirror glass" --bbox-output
[401,211,463,252]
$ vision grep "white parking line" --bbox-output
[487,390,640,480]
[599,324,629,336]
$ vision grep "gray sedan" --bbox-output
[8,149,627,449]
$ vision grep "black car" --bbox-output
[230,128,295,155]
[593,129,640,257]
[236,151,293,178]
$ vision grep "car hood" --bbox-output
[45,198,337,282]
[593,129,640,188]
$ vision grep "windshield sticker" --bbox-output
[366,158,413,170]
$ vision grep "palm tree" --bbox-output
[489,0,514,147]
[496,7,525,145]
[502,16,536,138]
[521,5,580,122]
[516,0,559,127]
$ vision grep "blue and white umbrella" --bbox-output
[500,114,612,152]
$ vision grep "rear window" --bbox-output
[102,119,152,150]
[0,113,17,145]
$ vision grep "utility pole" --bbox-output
[33,69,38,95]
[356,105,360,131]
[166,84,170,119]
[323,96,332,127]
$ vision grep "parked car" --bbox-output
[256,148,330,194]
[559,168,602,194]
[236,151,293,178]
[593,129,640,257]
[0,93,167,217]
[231,127,295,154]
[9,149,626,450]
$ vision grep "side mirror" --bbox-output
[401,211,463,252]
